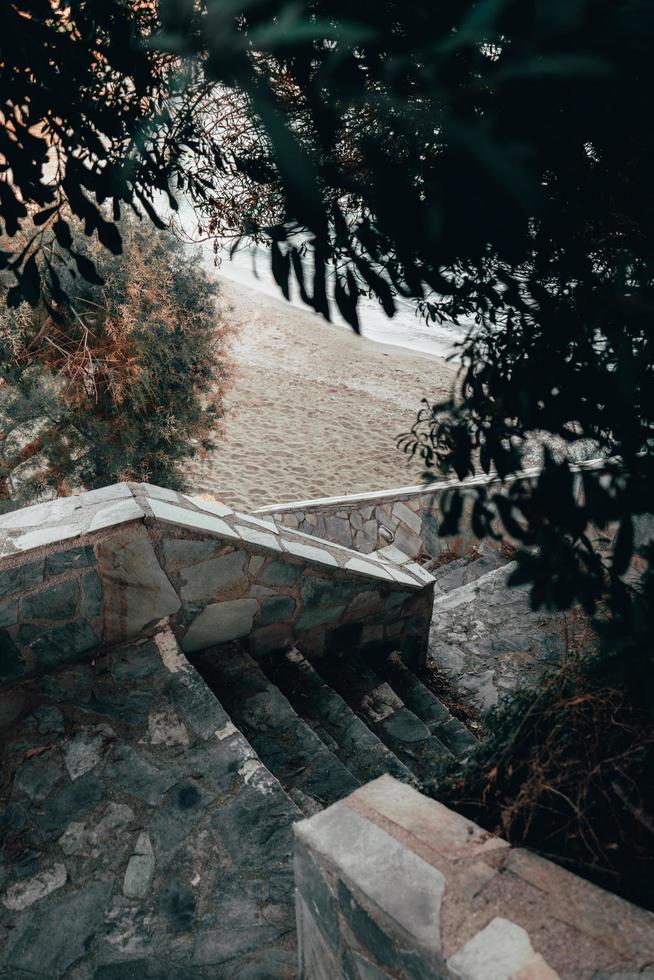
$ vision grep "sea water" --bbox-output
[173,197,471,361]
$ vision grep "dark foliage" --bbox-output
[160,1,654,634]
[0,0,191,307]
[0,218,230,505]
[431,635,654,910]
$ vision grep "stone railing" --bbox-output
[0,483,435,688]
[295,774,654,979]
[257,457,610,561]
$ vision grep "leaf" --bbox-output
[352,255,395,317]
[290,247,311,305]
[7,284,22,308]
[135,192,167,231]
[96,218,123,256]
[271,241,291,300]
[33,205,59,227]
[53,219,73,250]
[335,268,360,332]
[439,490,464,537]
[71,251,104,285]
[21,255,41,307]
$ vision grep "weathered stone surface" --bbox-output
[104,745,179,805]
[392,501,423,536]
[36,773,106,840]
[87,496,145,532]
[16,620,99,671]
[259,560,303,586]
[345,557,394,581]
[123,831,155,899]
[283,539,338,566]
[297,804,446,952]
[0,630,299,977]
[0,686,25,731]
[45,544,95,577]
[147,496,238,539]
[1,880,113,976]
[296,892,341,980]
[32,704,65,734]
[249,554,266,576]
[184,493,234,517]
[323,515,353,548]
[94,959,207,979]
[392,522,423,558]
[250,622,293,657]
[234,523,282,551]
[14,748,63,800]
[64,724,113,779]
[179,549,247,601]
[295,604,345,631]
[59,802,136,858]
[260,595,297,625]
[429,561,568,710]
[0,559,43,599]
[0,597,17,628]
[96,526,181,642]
[111,640,162,682]
[351,776,508,862]
[345,590,383,619]
[147,704,189,747]
[161,537,216,568]
[168,668,231,740]
[80,570,103,618]
[447,916,560,979]
[301,576,353,606]
[181,597,259,652]
[505,847,654,961]
[1,862,67,911]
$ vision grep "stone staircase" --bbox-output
[190,594,481,821]
[426,542,571,712]
[187,539,573,824]
[0,478,587,978]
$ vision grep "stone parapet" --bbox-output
[257,457,609,560]
[294,774,654,979]
[0,484,434,688]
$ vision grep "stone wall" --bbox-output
[295,774,654,979]
[0,483,434,688]
[257,457,609,561]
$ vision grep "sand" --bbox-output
[186,277,461,511]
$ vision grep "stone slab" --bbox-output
[96,526,181,643]
[296,803,446,952]
[447,916,560,979]
[181,597,259,652]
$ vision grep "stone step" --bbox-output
[375,651,479,760]
[315,652,454,785]
[0,632,301,978]
[426,541,509,595]
[428,561,569,712]
[190,644,360,817]
[261,647,417,788]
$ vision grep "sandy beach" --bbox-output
[186,277,460,510]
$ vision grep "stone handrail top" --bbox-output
[0,481,431,589]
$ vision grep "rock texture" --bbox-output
[0,482,434,688]
[294,776,654,980]
[0,630,300,978]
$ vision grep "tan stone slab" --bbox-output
[97,525,181,643]
[447,916,560,980]
[346,775,508,867]
[505,848,654,963]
